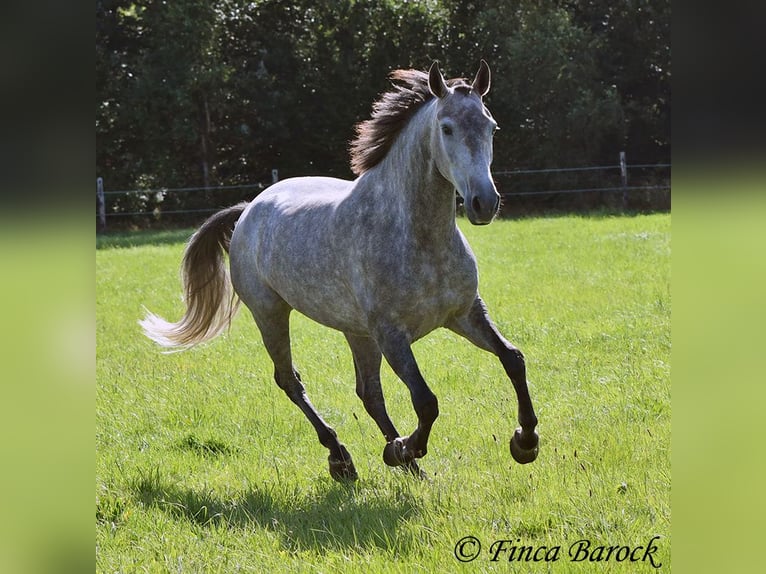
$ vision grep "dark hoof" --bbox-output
[383,437,412,467]
[328,447,358,482]
[510,428,539,464]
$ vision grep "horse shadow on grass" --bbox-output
[131,468,423,554]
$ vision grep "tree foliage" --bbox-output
[96,0,669,213]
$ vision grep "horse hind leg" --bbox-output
[251,300,357,481]
[276,368,358,481]
[345,334,425,478]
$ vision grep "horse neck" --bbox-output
[372,101,457,239]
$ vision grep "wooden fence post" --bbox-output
[619,151,628,210]
[97,177,106,232]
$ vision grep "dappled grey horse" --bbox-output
[141,61,539,480]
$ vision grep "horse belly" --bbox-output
[276,275,368,334]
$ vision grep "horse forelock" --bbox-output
[349,68,472,175]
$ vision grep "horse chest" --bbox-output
[365,247,478,339]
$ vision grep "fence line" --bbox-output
[97,158,670,223]
[501,184,668,198]
[494,163,670,176]
[102,182,265,196]
[104,207,228,218]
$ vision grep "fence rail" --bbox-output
[101,182,264,197]
[494,163,670,176]
[500,184,667,197]
[97,155,670,228]
[493,156,669,214]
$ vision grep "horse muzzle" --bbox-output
[463,180,500,225]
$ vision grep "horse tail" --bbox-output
[140,202,249,350]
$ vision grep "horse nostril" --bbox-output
[471,196,482,214]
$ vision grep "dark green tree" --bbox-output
[439,0,625,169]
[563,0,671,162]
[96,0,669,220]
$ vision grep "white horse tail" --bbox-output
[140,202,249,350]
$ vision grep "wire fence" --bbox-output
[492,158,670,215]
[96,156,670,230]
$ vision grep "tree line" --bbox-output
[96,0,669,220]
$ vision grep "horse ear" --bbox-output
[472,60,491,97]
[428,61,448,99]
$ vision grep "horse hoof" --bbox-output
[383,437,410,467]
[510,428,539,464]
[328,447,358,482]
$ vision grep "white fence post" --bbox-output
[97,177,106,232]
[271,169,279,184]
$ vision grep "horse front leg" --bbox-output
[447,297,540,464]
[374,327,439,472]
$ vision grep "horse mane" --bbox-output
[350,68,472,175]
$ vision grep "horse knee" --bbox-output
[501,347,526,378]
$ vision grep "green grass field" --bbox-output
[96,213,670,572]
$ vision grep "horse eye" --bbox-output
[441,124,453,136]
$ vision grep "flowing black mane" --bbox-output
[350,69,472,175]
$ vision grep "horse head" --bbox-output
[428,60,500,225]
